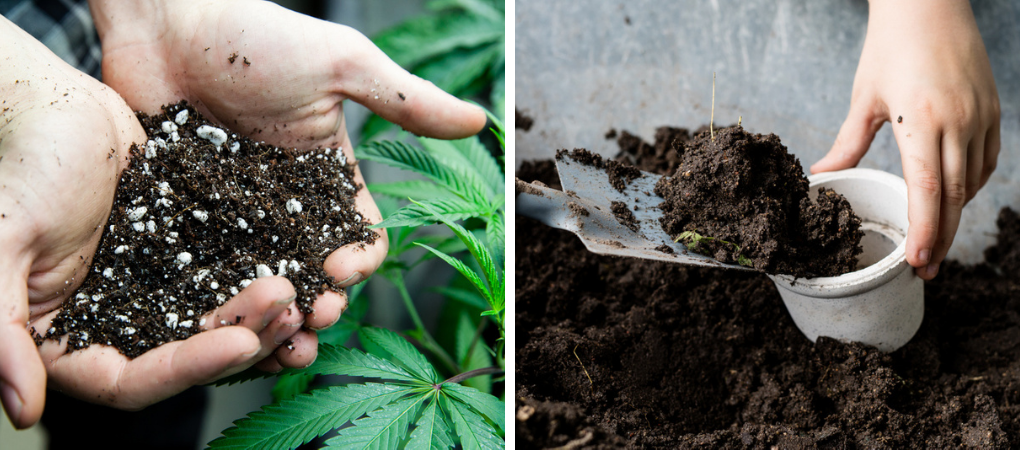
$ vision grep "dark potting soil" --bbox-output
[44,101,376,358]
[556,148,642,194]
[516,135,1020,448]
[516,108,535,131]
[653,126,862,277]
[610,201,639,233]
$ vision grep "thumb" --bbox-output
[0,260,46,429]
[811,98,884,174]
[335,29,487,140]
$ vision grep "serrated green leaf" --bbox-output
[208,383,415,450]
[271,372,314,403]
[439,393,504,450]
[357,141,490,207]
[443,384,504,433]
[325,391,428,449]
[373,13,501,69]
[490,71,505,122]
[373,197,491,229]
[417,136,502,195]
[413,43,501,97]
[431,286,490,311]
[368,180,455,201]
[406,395,455,450]
[412,201,500,301]
[293,343,419,383]
[207,367,277,387]
[485,213,504,271]
[415,243,492,310]
[452,308,492,392]
[359,327,440,384]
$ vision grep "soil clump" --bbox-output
[654,126,862,277]
[44,101,376,358]
[515,132,1020,448]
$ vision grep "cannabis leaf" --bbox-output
[362,0,505,140]
[208,327,504,450]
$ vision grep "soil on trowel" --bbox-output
[516,135,1020,448]
[556,148,642,193]
[43,101,376,358]
[654,125,862,277]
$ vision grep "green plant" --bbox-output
[210,327,503,449]
[362,0,505,140]
[676,230,753,267]
[208,115,505,449]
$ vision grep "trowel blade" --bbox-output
[515,154,750,270]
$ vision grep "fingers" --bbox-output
[896,124,943,279]
[812,98,884,174]
[305,290,348,330]
[924,133,971,280]
[982,120,1000,188]
[201,276,297,363]
[333,27,487,140]
[0,265,46,429]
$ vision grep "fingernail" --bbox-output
[918,248,931,264]
[275,321,304,345]
[264,294,297,327]
[926,263,939,278]
[337,272,363,287]
[0,380,24,426]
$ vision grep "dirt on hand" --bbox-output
[44,101,376,358]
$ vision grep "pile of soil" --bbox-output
[44,101,376,358]
[653,126,862,277]
[516,128,1020,448]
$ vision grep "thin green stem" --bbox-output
[388,270,461,375]
[435,367,504,388]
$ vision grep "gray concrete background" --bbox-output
[516,0,1020,264]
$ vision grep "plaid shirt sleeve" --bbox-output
[1,0,103,80]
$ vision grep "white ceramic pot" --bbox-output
[767,168,923,352]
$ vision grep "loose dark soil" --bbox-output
[516,109,535,131]
[556,148,642,193]
[44,101,376,358]
[516,132,1020,448]
[610,201,639,233]
[654,126,862,277]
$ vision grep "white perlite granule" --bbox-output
[196,125,228,147]
[286,198,303,214]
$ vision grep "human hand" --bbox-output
[88,0,487,359]
[810,0,1000,280]
[0,17,305,429]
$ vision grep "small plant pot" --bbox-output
[767,168,923,352]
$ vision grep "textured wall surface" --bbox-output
[516,0,1020,264]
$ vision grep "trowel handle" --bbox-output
[515,179,574,231]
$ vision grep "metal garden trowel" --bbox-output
[515,153,751,270]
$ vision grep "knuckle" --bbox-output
[908,168,941,196]
[942,180,967,208]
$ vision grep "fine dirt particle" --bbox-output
[516,109,535,131]
[46,101,376,358]
[228,53,238,64]
[556,148,642,193]
[567,202,590,218]
[604,129,617,140]
[515,178,546,198]
[609,201,638,232]
[516,137,1020,448]
[654,126,862,277]
[898,115,903,123]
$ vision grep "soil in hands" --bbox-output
[516,130,1020,448]
[654,125,862,277]
[44,101,376,358]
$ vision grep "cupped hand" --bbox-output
[0,17,304,429]
[811,0,1000,280]
[89,0,487,356]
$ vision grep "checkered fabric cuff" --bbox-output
[1,0,103,80]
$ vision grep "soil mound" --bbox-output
[654,126,862,277]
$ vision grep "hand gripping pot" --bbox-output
[768,168,923,352]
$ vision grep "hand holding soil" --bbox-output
[812,0,1000,281]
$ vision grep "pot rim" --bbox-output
[769,168,910,298]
